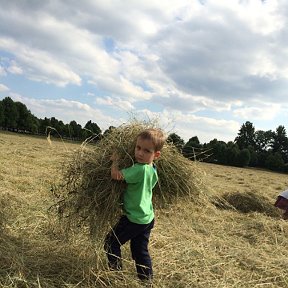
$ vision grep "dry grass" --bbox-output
[53,121,204,240]
[1,130,288,287]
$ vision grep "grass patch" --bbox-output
[1,131,288,287]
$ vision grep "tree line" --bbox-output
[1,96,288,173]
[0,97,102,141]
[169,121,288,173]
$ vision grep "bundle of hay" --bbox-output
[53,120,204,239]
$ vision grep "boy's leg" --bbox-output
[104,216,126,270]
[104,216,150,270]
[283,210,288,220]
[130,219,154,280]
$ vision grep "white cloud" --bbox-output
[9,93,120,132]
[7,60,23,74]
[131,108,240,143]
[168,111,240,143]
[0,83,9,92]
[233,103,281,121]
[0,38,81,86]
[95,96,135,111]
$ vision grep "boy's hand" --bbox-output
[110,152,119,162]
[110,152,123,180]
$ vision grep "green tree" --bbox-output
[83,120,102,140]
[254,130,273,152]
[15,101,33,131]
[226,141,240,166]
[0,101,4,126]
[235,121,256,150]
[38,117,51,135]
[265,152,285,171]
[69,120,83,140]
[2,97,18,129]
[42,117,66,138]
[206,139,227,164]
[271,125,288,162]
[236,148,251,167]
[247,145,258,167]
[50,117,61,135]
[57,120,66,137]
[103,126,116,137]
[30,115,39,134]
[182,136,201,160]
[167,133,185,152]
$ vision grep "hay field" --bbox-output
[1,131,288,288]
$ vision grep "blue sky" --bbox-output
[1,0,288,143]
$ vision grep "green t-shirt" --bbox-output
[121,163,158,224]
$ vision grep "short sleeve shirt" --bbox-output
[121,163,158,224]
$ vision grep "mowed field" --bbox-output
[1,131,288,288]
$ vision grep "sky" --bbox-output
[0,0,288,143]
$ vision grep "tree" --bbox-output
[247,145,258,167]
[236,148,251,167]
[254,130,273,152]
[69,120,83,140]
[103,126,116,137]
[182,136,201,160]
[2,97,18,129]
[38,117,51,134]
[30,115,39,134]
[205,139,227,164]
[0,101,4,127]
[265,152,285,172]
[271,125,288,162]
[226,141,240,166]
[83,120,102,140]
[167,133,185,152]
[235,121,256,150]
[15,101,33,131]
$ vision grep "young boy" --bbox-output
[104,128,166,281]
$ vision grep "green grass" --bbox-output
[1,131,288,287]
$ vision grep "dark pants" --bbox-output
[104,215,154,280]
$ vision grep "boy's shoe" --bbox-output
[140,278,153,287]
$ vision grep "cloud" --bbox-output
[131,108,240,143]
[95,96,135,111]
[168,111,240,143]
[146,0,288,106]
[9,93,121,132]
[233,102,281,120]
[3,0,286,103]
[7,60,23,74]
[0,38,82,86]
[0,83,9,92]
[1,1,288,142]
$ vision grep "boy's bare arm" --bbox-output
[110,152,124,181]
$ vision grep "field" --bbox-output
[1,131,288,288]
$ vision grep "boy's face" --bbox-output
[134,137,161,164]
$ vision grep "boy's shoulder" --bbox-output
[125,163,151,172]
[122,163,157,177]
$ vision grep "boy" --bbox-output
[274,189,288,220]
[104,128,166,281]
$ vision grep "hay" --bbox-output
[0,192,15,234]
[212,191,280,217]
[53,120,204,239]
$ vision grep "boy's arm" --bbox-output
[110,152,124,181]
